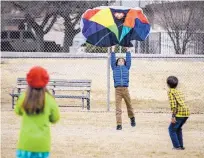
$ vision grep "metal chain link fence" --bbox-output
[1,1,204,113]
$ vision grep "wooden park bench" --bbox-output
[10,78,92,110]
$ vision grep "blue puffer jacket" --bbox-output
[111,52,131,88]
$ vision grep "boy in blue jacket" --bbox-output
[110,46,135,130]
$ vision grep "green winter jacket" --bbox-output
[14,92,60,152]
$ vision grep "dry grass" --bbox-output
[1,111,204,158]
[1,58,204,157]
[1,58,204,112]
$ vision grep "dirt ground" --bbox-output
[1,111,204,158]
[1,58,204,157]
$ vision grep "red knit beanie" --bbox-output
[26,66,49,88]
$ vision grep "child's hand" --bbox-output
[125,47,131,52]
[171,117,176,124]
[111,46,115,52]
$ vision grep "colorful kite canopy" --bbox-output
[81,6,151,47]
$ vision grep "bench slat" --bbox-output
[15,85,54,89]
[14,86,91,91]
[50,84,91,87]
[17,81,91,87]
[17,81,91,84]
[54,95,88,99]
[53,87,91,91]
[17,78,91,83]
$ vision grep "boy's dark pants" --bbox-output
[115,87,134,125]
[168,117,188,148]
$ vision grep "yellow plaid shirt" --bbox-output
[168,88,190,117]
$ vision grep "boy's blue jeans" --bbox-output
[168,117,188,148]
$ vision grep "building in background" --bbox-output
[1,13,28,31]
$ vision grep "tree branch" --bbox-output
[43,14,57,34]
[168,4,179,39]
[71,12,82,26]
[41,13,51,28]
[11,1,27,11]
[25,13,41,32]
[74,28,81,35]
[184,9,193,34]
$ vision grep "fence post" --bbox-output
[146,37,149,54]
[159,32,162,54]
[107,47,111,111]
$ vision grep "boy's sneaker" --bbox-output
[180,147,185,150]
[116,125,122,130]
[130,117,136,127]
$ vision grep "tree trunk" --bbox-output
[62,19,81,53]
[202,37,204,54]
[172,41,180,54]
[25,14,45,52]
[167,31,180,55]
[63,21,74,53]
[175,32,181,54]
[62,31,73,53]
[181,40,188,54]
[36,31,44,52]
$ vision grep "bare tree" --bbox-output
[147,1,204,54]
[2,1,115,52]
[4,1,58,52]
[53,1,114,52]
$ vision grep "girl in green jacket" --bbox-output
[14,66,60,158]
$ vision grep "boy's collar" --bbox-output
[169,88,177,92]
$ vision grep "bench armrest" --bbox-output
[10,86,17,96]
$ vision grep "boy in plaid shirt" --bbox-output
[167,76,190,150]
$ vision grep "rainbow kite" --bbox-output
[81,6,151,47]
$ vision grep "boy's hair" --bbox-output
[116,58,126,66]
[22,87,52,114]
[167,76,178,88]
